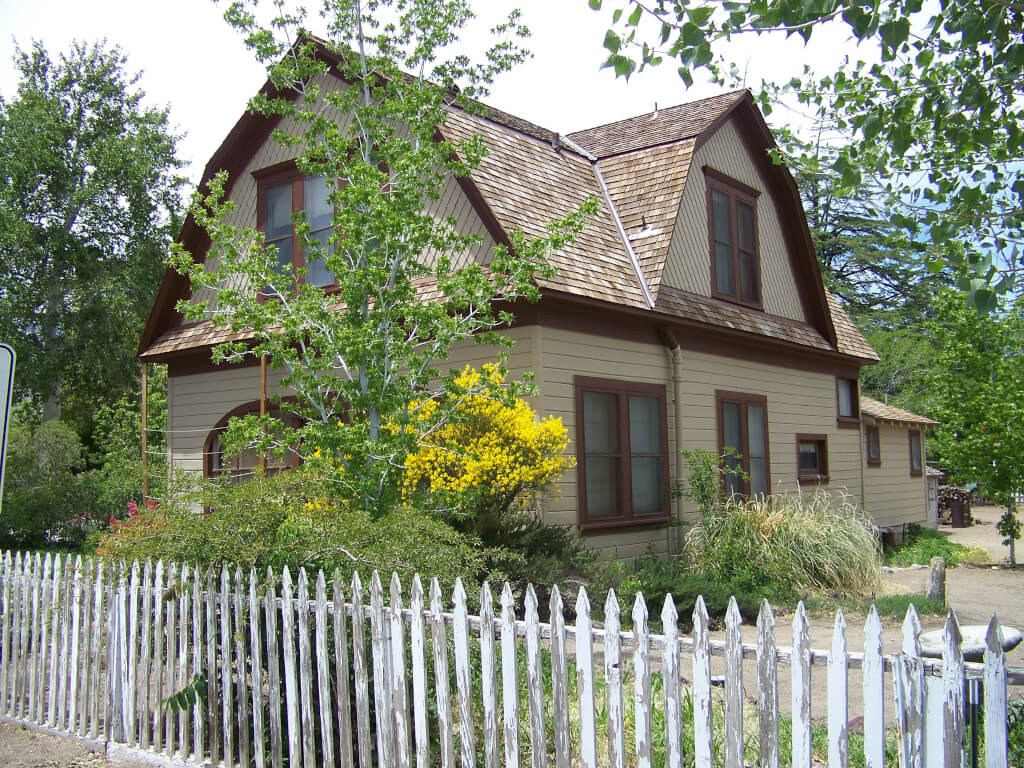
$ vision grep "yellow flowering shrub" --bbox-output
[402,365,574,530]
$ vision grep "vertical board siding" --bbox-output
[0,553,1015,768]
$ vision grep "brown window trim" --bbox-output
[715,390,771,497]
[203,399,301,481]
[836,377,860,429]
[909,429,923,477]
[254,160,338,292]
[704,166,763,311]
[574,376,671,531]
[866,424,881,467]
[796,433,829,484]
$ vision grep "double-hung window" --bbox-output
[716,391,770,497]
[256,162,335,288]
[706,167,761,307]
[836,377,860,427]
[909,430,923,477]
[796,434,829,483]
[866,425,881,467]
[575,377,670,528]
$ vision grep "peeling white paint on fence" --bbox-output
[0,551,1017,768]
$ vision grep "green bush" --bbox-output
[1009,698,1024,767]
[885,523,988,567]
[685,489,883,594]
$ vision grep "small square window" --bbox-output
[866,425,881,467]
[836,378,859,428]
[796,434,828,483]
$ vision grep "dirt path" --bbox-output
[0,722,114,768]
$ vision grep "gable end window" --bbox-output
[255,161,335,289]
[716,390,771,498]
[705,167,762,308]
[575,377,670,530]
[796,434,829,484]
[866,425,881,467]
[836,378,859,428]
[909,430,923,477]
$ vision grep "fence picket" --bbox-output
[757,599,779,768]
[127,561,140,743]
[176,566,190,756]
[630,595,652,768]
[333,572,354,768]
[863,607,885,768]
[550,586,570,768]
[45,554,62,727]
[725,598,744,768]
[138,560,152,748]
[410,576,429,768]
[88,561,103,739]
[9,552,24,718]
[316,571,336,768]
[603,590,624,768]
[265,568,283,768]
[57,556,72,728]
[117,565,131,743]
[27,553,41,723]
[106,563,120,742]
[0,551,11,715]
[233,568,251,768]
[893,606,924,768]
[428,578,454,768]
[351,573,373,768]
[389,574,411,768]
[453,578,475,768]
[692,596,712,768]
[165,564,178,755]
[76,567,92,737]
[205,567,221,767]
[220,566,234,768]
[152,561,165,753]
[370,572,395,768]
[828,609,849,768]
[662,596,681,768]
[792,602,812,768]
[500,583,519,768]
[942,611,964,768]
[983,615,1008,768]
[479,583,499,768]
[17,554,32,719]
[34,553,51,725]
[524,585,545,768]
[250,570,266,768]
[192,566,204,763]
[297,569,315,768]
[575,588,597,768]
[280,567,300,768]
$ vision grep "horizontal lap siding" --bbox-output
[662,118,806,323]
[861,423,928,527]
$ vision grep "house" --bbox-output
[138,52,934,558]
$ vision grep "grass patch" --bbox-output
[884,524,989,567]
[802,592,947,619]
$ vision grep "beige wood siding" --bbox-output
[661,117,807,323]
[861,422,929,528]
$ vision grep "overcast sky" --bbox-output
[0,0,861,185]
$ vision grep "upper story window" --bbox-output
[255,162,335,288]
[909,430,923,477]
[705,167,762,308]
[836,377,860,428]
[575,376,670,530]
[716,390,770,498]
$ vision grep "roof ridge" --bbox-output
[566,89,749,139]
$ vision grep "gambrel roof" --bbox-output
[139,43,876,368]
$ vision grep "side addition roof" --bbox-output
[860,396,938,426]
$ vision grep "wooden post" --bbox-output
[141,362,148,501]
[928,557,946,604]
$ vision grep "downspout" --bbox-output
[659,327,686,554]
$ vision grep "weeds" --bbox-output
[885,524,989,567]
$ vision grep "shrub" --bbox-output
[685,489,883,594]
[884,523,988,567]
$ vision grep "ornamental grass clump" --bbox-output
[686,489,883,594]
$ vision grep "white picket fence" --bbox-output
[0,550,1017,768]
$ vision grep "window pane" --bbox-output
[868,430,880,459]
[272,238,293,274]
[628,394,661,454]
[799,442,820,471]
[266,182,293,239]
[724,456,744,498]
[911,434,922,470]
[712,190,732,243]
[838,379,854,417]
[585,456,619,518]
[739,250,756,302]
[715,243,735,295]
[737,202,755,251]
[306,230,333,286]
[304,175,332,230]
[583,391,618,453]
[722,402,741,454]
[749,458,767,496]
[631,457,662,515]
[747,404,765,458]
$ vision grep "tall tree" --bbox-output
[0,41,184,424]
[592,0,1023,309]
[174,4,596,518]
